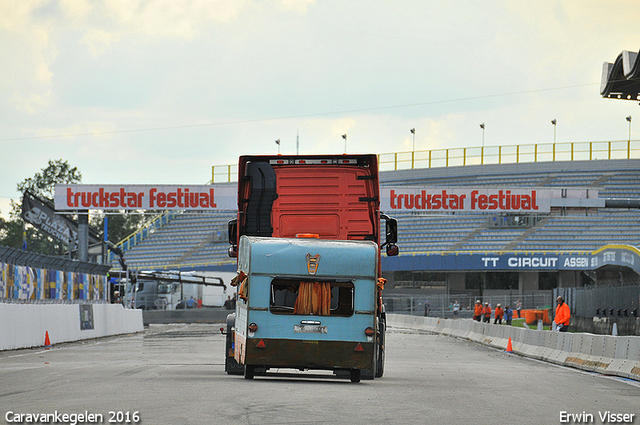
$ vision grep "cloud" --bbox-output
[8,91,51,114]
[275,0,315,14]
[98,0,251,38]
[80,28,119,56]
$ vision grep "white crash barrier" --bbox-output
[388,313,640,381]
[0,303,143,351]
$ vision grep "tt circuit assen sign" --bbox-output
[54,185,236,211]
[381,187,551,213]
[384,252,596,272]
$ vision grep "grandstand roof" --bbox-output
[600,49,640,100]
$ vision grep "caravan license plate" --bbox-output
[294,324,327,334]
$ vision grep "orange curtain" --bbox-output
[294,282,331,315]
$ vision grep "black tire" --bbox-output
[224,313,245,375]
[244,365,255,380]
[375,344,385,378]
[361,369,374,380]
[375,316,386,378]
[350,369,361,383]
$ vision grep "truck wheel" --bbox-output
[224,313,244,375]
[244,365,255,380]
[350,369,361,383]
[375,343,385,378]
[375,317,386,378]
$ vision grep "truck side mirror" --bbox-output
[228,218,237,245]
[380,213,399,256]
[385,217,397,245]
[228,218,238,258]
[380,214,398,244]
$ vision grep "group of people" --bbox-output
[473,300,513,325]
[426,297,571,332]
[470,296,570,332]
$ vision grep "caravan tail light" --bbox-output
[365,327,374,342]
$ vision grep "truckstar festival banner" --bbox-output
[380,187,551,213]
[55,185,237,211]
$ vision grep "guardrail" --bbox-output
[388,313,640,381]
[379,140,639,171]
[210,140,640,183]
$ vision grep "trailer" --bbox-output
[224,154,398,382]
[233,236,384,382]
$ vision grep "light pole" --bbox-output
[410,128,416,168]
[410,128,416,152]
[275,139,280,154]
[342,134,347,153]
[480,123,485,165]
[627,116,632,142]
[551,119,557,143]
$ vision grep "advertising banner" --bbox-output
[0,262,7,298]
[383,252,594,272]
[380,187,551,213]
[22,192,79,246]
[0,261,107,301]
[55,184,237,211]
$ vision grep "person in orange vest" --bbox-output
[494,303,504,324]
[473,300,483,322]
[555,296,571,332]
[482,302,492,323]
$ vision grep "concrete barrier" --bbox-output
[624,338,640,381]
[388,314,640,382]
[0,303,143,351]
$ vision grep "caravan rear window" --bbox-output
[270,278,354,317]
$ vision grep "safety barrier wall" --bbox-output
[0,303,143,351]
[388,314,640,381]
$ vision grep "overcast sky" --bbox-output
[1,0,639,218]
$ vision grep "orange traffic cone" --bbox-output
[506,337,513,353]
[44,331,51,349]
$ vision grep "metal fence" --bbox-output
[383,291,553,318]
[555,285,640,318]
[210,140,640,183]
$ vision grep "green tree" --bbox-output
[2,160,82,255]
[0,216,23,248]
[16,159,81,203]
[2,159,150,258]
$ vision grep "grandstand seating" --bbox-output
[116,158,640,271]
[120,211,234,270]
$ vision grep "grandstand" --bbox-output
[112,147,640,314]
[109,147,640,328]
[383,158,640,255]
[115,156,639,269]
[120,210,234,271]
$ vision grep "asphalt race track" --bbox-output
[1,323,638,425]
